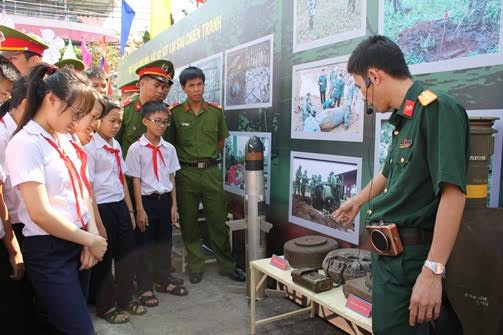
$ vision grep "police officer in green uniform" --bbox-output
[116,59,174,155]
[332,36,469,335]
[0,24,48,76]
[167,66,245,284]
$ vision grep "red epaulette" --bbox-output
[207,101,222,110]
[168,102,183,111]
[121,93,139,108]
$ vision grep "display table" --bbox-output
[250,257,372,335]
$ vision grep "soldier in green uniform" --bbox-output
[295,165,303,195]
[300,170,308,198]
[332,36,468,335]
[167,66,245,284]
[318,68,327,105]
[116,59,174,155]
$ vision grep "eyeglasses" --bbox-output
[58,99,88,121]
[147,118,169,127]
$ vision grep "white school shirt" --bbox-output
[6,121,90,237]
[0,164,6,239]
[84,133,127,204]
[125,135,180,195]
[0,113,21,224]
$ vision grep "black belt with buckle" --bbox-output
[180,159,219,169]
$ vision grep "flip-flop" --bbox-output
[155,283,189,296]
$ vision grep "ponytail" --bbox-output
[15,63,96,134]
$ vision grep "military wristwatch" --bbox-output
[423,260,446,276]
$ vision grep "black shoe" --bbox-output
[189,272,203,284]
[227,268,246,282]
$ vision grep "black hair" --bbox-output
[91,90,107,119]
[0,77,28,116]
[140,100,168,119]
[16,63,96,134]
[102,96,121,118]
[23,51,40,60]
[347,35,411,79]
[84,67,107,80]
[179,66,205,87]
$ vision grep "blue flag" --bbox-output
[121,0,136,56]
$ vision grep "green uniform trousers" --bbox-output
[372,244,431,335]
[175,165,235,273]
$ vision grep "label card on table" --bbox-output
[346,294,372,317]
[270,254,289,270]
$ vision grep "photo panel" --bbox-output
[289,151,362,244]
[379,0,503,74]
[224,35,273,110]
[291,55,364,142]
[223,132,272,204]
[192,53,224,105]
[165,53,223,106]
[293,0,367,53]
[374,110,502,207]
[165,64,188,106]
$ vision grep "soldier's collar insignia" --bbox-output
[135,101,141,111]
[399,138,412,149]
[402,99,415,118]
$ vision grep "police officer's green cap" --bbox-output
[136,59,174,85]
[119,79,139,94]
[0,25,49,56]
[54,58,85,72]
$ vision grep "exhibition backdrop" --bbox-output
[118,0,503,251]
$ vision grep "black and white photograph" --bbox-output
[291,55,364,142]
[289,151,362,244]
[224,35,273,110]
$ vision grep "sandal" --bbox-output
[155,282,189,296]
[138,291,159,307]
[98,307,129,324]
[122,299,147,315]
[167,274,184,285]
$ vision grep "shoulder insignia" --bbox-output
[122,96,133,107]
[207,101,222,110]
[418,90,438,107]
[168,102,183,111]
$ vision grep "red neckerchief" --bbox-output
[42,136,87,229]
[145,143,166,180]
[103,145,125,186]
[70,140,92,194]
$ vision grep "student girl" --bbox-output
[5,63,107,335]
[85,97,146,323]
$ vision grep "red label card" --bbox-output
[270,255,289,270]
[403,99,415,117]
[346,294,372,317]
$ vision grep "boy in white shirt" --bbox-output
[125,101,187,307]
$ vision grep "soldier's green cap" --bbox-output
[136,59,174,85]
[0,25,49,56]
